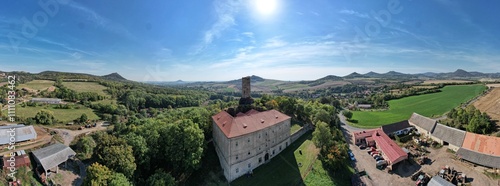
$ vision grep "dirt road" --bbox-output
[43,123,108,146]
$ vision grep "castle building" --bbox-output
[212,77,292,182]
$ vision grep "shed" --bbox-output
[0,126,37,145]
[456,148,500,169]
[427,175,455,186]
[32,143,76,175]
[408,113,437,135]
[431,124,466,147]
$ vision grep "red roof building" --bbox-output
[371,129,408,165]
[3,154,31,171]
[212,109,291,138]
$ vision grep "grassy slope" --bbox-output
[61,82,108,96]
[17,80,55,90]
[232,132,352,186]
[15,105,99,122]
[351,85,486,128]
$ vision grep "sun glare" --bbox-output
[254,0,278,16]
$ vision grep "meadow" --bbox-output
[61,82,108,96]
[350,84,486,128]
[15,105,99,123]
[18,80,55,91]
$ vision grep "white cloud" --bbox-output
[338,9,370,19]
[192,0,242,54]
[262,37,288,48]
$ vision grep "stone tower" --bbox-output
[239,76,253,105]
[242,76,251,99]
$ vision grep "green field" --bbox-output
[232,132,352,186]
[14,105,99,123]
[18,80,55,91]
[350,85,486,128]
[62,82,108,96]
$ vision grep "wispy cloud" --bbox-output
[262,37,288,48]
[35,37,99,57]
[67,2,137,41]
[192,0,241,54]
[338,9,370,19]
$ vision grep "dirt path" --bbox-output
[43,123,108,146]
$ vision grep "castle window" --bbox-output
[236,155,238,160]
[259,157,262,163]
[248,151,250,155]
[259,134,261,138]
[248,163,251,168]
[236,168,239,173]
[248,138,250,143]
[279,145,282,151]
[236,141,238,147]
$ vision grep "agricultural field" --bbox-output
[350,85,487,128]
[422,80,473,85]
[13,105,99,123]
[474,87,500,124]
[17,80,55,91]
[62,82,108,96]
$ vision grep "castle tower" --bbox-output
[242,76,251,99]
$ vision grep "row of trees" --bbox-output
[445,106,496,134]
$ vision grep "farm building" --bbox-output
[353,130,377,145]
[380,120,413,137]
[31,98,62,104]
[408,113,437,136]
[352,129,408,167]
[3,150,30,171]
[457,132,500,169]
[427,175,455,186]
[430,124,466,151]
[212,77,292,182]
[32,143,76,177]
[370,129,408,166]
[0,125,37,145]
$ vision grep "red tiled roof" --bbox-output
[372,129,408,165]
[212,109,291,138]
[353,130,377,141]
[462,132,500,156]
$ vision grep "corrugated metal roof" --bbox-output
[0,126,37,145]
[31,98,61,102]
[427,176,455,186]
[431,124,466,146]
[456,148,500,169]
[462,132,500,156]
[32,143,76,171]
[212,109,291,138]
[408,113,437,132]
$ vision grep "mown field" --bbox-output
[350,85,487,128]
[62,82,108,96]
[18,80,55,91]
[14,105,99,123]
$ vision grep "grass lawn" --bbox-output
[232,132,352,186]
[304,159,354,186]
[14,105,99,123]
[350,85,486,128]
[61,82,108,96]
[291,123,303,134]
[18,80,55,90]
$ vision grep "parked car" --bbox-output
[348,151,355,161]
[376,160,387,166]
[375,156,384,161]
[359,144,366,149]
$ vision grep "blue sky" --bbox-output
[1,0,499,81]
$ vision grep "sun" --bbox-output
[253,0,278,16]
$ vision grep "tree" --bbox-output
[93,132,136,178]
[312,121,334,150]
[109,172,133,186]
[74,136,96,160]
[342,110,353,120]
[84,163,132,186]
[146,170,176,186]
[313,109,331,125]
[80,113,88,123]
[34,110,55,125]
[84,163,112,186]
[160,119,204,172]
